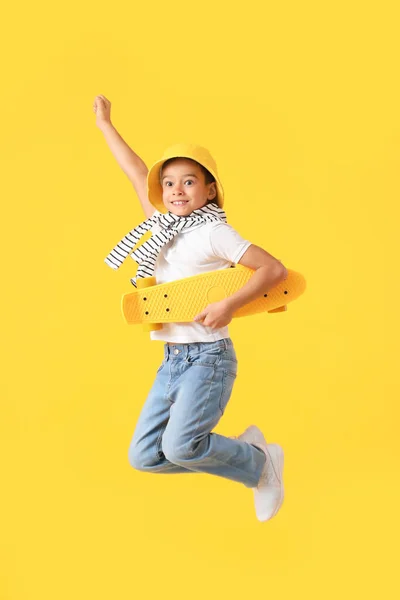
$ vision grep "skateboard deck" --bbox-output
[121,265,306,331]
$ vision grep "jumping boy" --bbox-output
[93,94,288,522]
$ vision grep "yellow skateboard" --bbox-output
[121,265,306,331]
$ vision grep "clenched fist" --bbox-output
[93,95,112,131]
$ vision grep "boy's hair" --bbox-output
[160,157,216,187]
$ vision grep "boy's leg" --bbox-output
[161,339,266,488]
[128,347,194,475]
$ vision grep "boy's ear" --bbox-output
[208,182,217,199]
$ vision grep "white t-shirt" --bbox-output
[148,211,251,343]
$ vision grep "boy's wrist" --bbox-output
[223,296,239,313]
[98,120,114,134]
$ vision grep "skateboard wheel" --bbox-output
[268,305,287,313]
[136,277,157,289]
[142,322,163,332]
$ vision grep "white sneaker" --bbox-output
[236,425,284,522]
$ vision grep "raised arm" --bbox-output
[93,95,155,219]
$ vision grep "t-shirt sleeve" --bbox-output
[209,222,252,264]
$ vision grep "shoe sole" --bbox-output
[265,444,284,520]
[235,426,285,521]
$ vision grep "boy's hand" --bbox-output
[93,95,112,130]
[193,299,234,329]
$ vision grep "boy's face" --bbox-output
[161,158,217,216]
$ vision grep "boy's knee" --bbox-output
[162,435,197,465]
[128,443,154,471]
[128,445,144,470]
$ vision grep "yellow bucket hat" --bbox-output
[147,143,224,213]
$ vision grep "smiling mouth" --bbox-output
[172,201,189,205]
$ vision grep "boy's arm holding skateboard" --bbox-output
[194,244,288,329]
[93,95,155,219]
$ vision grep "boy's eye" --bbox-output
[164,180,193,186]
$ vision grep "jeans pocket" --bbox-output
[219,370,237,414]
[187,351,220,368]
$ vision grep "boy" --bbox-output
[93,94,288,522]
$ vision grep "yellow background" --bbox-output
[1,1,399,598]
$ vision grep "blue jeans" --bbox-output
[128,338,266,488]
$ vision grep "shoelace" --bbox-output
[261,448,281,485]
[231,434,281,486]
